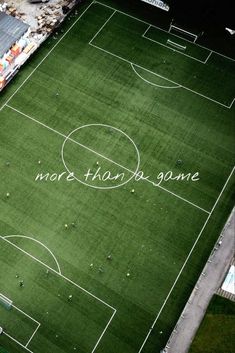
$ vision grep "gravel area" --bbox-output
[0,0,75,34]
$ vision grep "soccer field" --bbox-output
[0,1,235,353]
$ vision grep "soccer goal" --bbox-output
[169,24,198,43]
[0,294,13,311]
[166,39,186,51]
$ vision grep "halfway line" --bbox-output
[6,104,210,214]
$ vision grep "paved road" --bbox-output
[164,207,235,353]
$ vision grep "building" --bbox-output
[0,12,30,90]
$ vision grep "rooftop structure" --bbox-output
[0,11,30,58]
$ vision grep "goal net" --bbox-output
[169,24,198,43]
[0,294,13,311]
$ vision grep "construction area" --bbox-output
[0,0,83,91]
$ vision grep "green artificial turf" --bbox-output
[0,1,234,353]
[189,295,235,353]
[0,346,9,353]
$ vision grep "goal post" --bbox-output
[169,24,198,43]
[0,294,13,311]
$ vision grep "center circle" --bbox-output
[61,124,140,189]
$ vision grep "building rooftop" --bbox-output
[0,12,30,58]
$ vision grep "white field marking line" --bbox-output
[94,1,235,63]
[3,332,34,353]
[142,24,151,37]
[169,26,197,44]
[12,304,40,325]
[138,165,235,353]
[0,235,116,311]
[167,39,186,51]
[152,181,210,214]
[2,236,116,353]
[131,63,181,89]
[6,104,209,214]
[5,235,61,275]
[1,234,59,273]
[91,3,235,107]
[0,293,12,304]
[89,10,116,45]
[143,28,206,64]
[6,104,134,176]
[61,124,140,190]
[209,166,235,214]
[25,323,41,348]
[92,309,117,353]
[89,41,234,109]
[56,280,116,352]
[228,97,235,108]
[2,301,40,349]
[144,27,234,69]
[169,25,198,39]
[2,239,116,353]
[204,50,213,64]
[0,1,95,112]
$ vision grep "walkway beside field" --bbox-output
[164,207,235,353]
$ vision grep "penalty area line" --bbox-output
[94,0,235,63]
[0,235,117,353]
[11,304,40,325]
[25,323,41,348]
[3,332,34,353]
[92,309,117,353]
[90,42,233,109]
[89,10,116,45]
[228,97,235,108]
[0,235,116,311]
[90,3,234,108]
